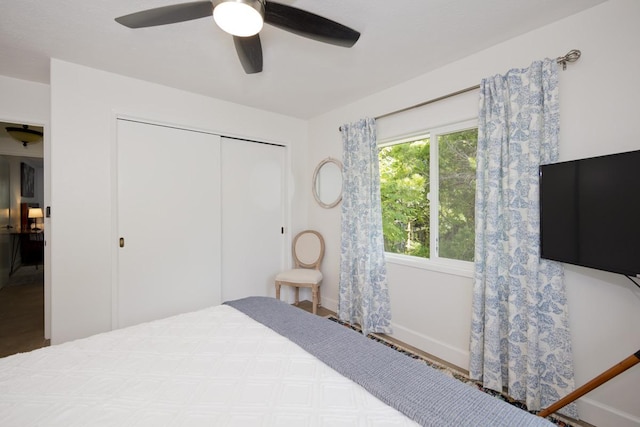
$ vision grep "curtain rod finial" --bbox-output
[557,49,581,70]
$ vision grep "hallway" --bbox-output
[0,266,47,358]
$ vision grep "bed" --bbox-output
[0,296,553,426]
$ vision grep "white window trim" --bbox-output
[385,253,474,278]
[379,118,477,277]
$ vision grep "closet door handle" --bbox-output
[119,237,125,248]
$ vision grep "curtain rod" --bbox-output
[339,49,581,131]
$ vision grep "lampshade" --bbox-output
[5,125,43,147]
[28,208,43,219]
[213,0,264,37]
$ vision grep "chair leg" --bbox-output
[294,287,300,305]
[311,286,318,315]
[275,283,281,301]
[317,287,321,307]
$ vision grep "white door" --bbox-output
[116,119,221,328]
[221,137,285,301]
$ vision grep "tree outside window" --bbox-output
[379,126,477,263]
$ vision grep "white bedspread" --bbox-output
[0,305,418,426]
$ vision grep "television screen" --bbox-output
[539,149,640,276]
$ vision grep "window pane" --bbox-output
[379,138,430,258]
[438,129,477,261]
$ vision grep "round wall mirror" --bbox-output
[312,158,343,209]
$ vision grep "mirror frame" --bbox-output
[312,157,343,209]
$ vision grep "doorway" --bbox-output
[0,121,47,357]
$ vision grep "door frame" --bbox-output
[0,117,50,340]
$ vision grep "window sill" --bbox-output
[384,253,474,278]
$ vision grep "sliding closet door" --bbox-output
[116,119,221,328]
[221,137,285,301]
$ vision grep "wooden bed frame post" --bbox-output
[538,349,640,418]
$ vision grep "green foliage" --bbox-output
[379,138,430,257]
[379,129,478,262]
[438,129,478,262]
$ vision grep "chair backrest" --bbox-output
[292,230,325,270]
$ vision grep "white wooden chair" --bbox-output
[275,230,325,314]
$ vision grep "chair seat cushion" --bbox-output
[275,269,323,284]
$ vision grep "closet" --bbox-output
[221,137,285,302]
[116,120,285,328]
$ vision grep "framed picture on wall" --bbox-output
[21,162,34,197]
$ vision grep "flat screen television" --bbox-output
[539,149,640,276]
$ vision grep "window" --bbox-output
[379,122,477,265]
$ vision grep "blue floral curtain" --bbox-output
[470,59,577,416]
[338,117,392,336]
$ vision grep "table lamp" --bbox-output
[28,207,43,231]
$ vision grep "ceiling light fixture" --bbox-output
[5,125,43,147]
[213,0,265,37]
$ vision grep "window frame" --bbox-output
[379,119,477,278]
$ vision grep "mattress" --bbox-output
[0,297,554,426]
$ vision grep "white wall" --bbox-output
[49,59,308,344]
[0,76,50,127]
[307,1,640,426]
[0,136,44,158]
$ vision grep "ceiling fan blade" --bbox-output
[233,35,263,74]
[115,1,213,28]
[264,1,360,48]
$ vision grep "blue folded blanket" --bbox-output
[226,296,553,427]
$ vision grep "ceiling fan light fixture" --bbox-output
[213,0,264,37]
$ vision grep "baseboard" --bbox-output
[386,322,470,371]
[577,397,640,427]
[319,295,338,312]
[320,295,639,426]
[320,295,469,370]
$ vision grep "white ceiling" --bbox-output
[0,0,606,119]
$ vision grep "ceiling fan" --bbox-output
[115,0,360,74]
